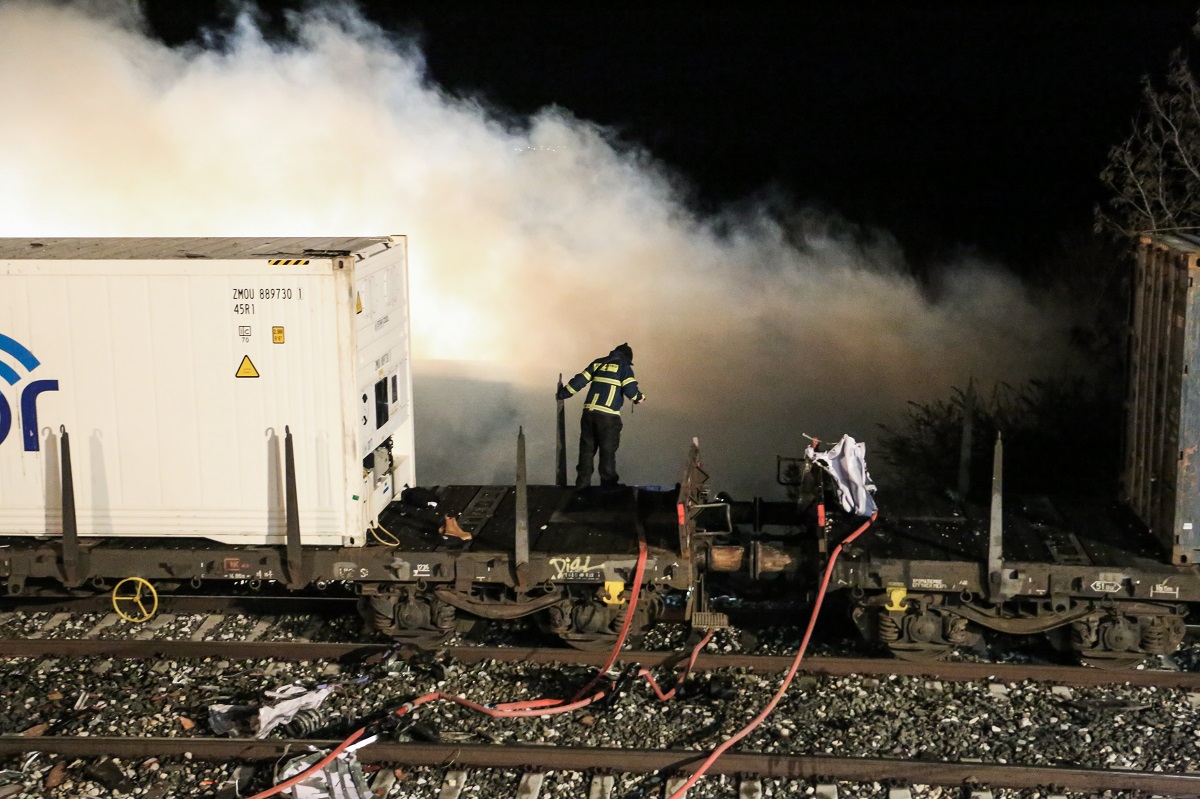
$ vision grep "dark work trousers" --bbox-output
[576,411,623,488]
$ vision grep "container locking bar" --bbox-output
[284,426,306,590]
[59,426,82,588]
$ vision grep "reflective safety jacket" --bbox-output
[558,348,645,415]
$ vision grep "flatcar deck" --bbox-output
[381,484,681,555]
[862,494,1170,569]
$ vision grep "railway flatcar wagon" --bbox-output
[0,236,415,547]
[820,233,1200,666]
[0,237,806,647]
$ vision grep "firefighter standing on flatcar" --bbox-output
[557,343,646,489]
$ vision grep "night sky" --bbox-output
[143,2,1200,268]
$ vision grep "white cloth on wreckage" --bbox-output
[805,434,878,517]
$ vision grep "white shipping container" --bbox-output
[0,237,415,547]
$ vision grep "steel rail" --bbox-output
[0,736,1195,794]
[0,596,829,628]
[3,638,1200,688]
[0,594,357,615]
[5,594,1196,652]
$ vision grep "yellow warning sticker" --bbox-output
[356,292,363,314]
[268,259,310,266]
[272,326,285,344]
[236,355,260,378]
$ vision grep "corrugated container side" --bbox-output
[1123,237,1200,563]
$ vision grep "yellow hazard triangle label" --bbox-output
[356,292,363,314]
[236,355,260,378]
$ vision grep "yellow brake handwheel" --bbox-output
[112,576,159,623]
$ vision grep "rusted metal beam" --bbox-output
[0,594,359,615]
[0,737,1195,794]
[4,640,1200,688]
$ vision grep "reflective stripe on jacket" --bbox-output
[561,349,644,415]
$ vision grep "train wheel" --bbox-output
[1139,613,1186,655]
[560,632,626,652]
[358,591,457,649]
[1079,653,1147,670]
[387,629,455,649]
[555,594,649,651]
[1071,614,1151,669]
[874,605,972,661]
[111,577,158,623]
[358,595,393,635]
[886,641,953,662]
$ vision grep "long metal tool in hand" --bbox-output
[556,373,567,487]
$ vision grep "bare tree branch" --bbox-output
[1099,41,1200,238]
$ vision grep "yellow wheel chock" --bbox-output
[112,577,159,623]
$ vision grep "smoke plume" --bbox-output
[0,2,1075,495]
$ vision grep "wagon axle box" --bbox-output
[0,237,414,547]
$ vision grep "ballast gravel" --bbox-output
[2,615,1200,798]
[0,627,1198,798]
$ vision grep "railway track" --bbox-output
[4,592,1200,689]
[0,736,1197,796]
[4,636,1200,690]
[4,602,1200,797]
[7,589,1199,632]
[0,592,358,614]
[4,590,1197,651]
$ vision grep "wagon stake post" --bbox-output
[515,427,531,591]
[987,431,1020,601]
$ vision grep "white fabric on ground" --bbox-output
[280,751,370,799]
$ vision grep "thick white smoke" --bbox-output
[0,2,1075,494]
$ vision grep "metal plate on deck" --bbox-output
[457,487,508,535]
[691,611,730,629]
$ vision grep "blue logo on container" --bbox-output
[0,333,59,452]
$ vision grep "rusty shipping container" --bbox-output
[1124,234,1200,564]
